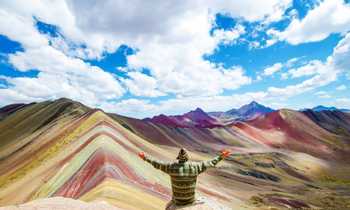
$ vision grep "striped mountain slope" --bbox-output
[0,98,350,209]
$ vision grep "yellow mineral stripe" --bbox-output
[80,178,167,210]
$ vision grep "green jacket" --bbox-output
[143,154,223,205]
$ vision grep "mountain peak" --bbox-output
[195,107,204,112]
[245,101,265,108]
[145,107,221,128]
[208,101,275,123]
[55,97,74,103]
[188,107,206,114]
[231,101,274,121]
[249,101,259,105]
[238,101,274,116]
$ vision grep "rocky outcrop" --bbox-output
[0,197,123,210]
[0,197,230,210]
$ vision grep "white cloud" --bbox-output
[280,73,289,80]
[315,91,331,99]
[266,59,337,98]
[265,31,350,99]
[213,24,245,45]
[3,46,125,107]
[57,0,292,58]
[100,92,270,118]
[287,60,324,78]
[123,7,252,97]
[323,97,350,109]
[249,41,261,49]
[0,6,125,107]
[100,98,157,119]
[1,0,292,100]
[285,57,301,67]
[276,0,350,45]
[331,32,350,79]
[122,72,165,97]
[100,29,350,118]
[0,88,37,106]
[77,1,348,116]
[335,98,350,107]
[211,0,292,23]
[0,9,47,48]
[3,0,350,118]
[336,85,347,90]
[263,62,283,76]
[265,38,278,48]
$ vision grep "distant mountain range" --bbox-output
[305,105,350,112]
[144,108,221,128]
[145,101,275,127]
[209,101,275,122]
[1,98,350,209]
[144,101,350,128]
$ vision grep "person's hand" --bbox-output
[138,152,145,160]
[220,149,231,158]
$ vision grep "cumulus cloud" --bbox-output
[2,0,349,117]
[263,63,283,76]
[275,0,350,45]
[336,85,347,90]
[122,5,251,97]
[285,57,301,67]
[0,6,124,107]
[209,0,292,23]
[265,31,350,99]
[99,31,350,118]
[8,46,124,100]
[102,29,350,118]
[74,1,349,115]
[266,60,335,98]
[213,24,245,45]
[2,46,125,106]
[0,0,292,103]
[0,9,47,48]
[286,60,324,78]
[122,72,165,97]
[100,98,158,119]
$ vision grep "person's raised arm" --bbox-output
[197,149,230,174]
[138,152,171,173]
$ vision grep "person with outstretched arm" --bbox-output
[138,148,231,209]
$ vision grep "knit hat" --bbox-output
[176,148,189,162]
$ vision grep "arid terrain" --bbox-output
[0,98,350,209]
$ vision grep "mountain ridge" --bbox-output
[144,107,221,128]
[300,105,350,112]
[208,101,275,123]
[1,98,350,209]
[144,101,276,128]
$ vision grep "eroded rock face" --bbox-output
[0,197,124,210]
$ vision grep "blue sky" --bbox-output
[0,0,349,118]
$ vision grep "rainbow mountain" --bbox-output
[0,98,350,209]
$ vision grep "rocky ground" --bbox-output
[0,197,123,210]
